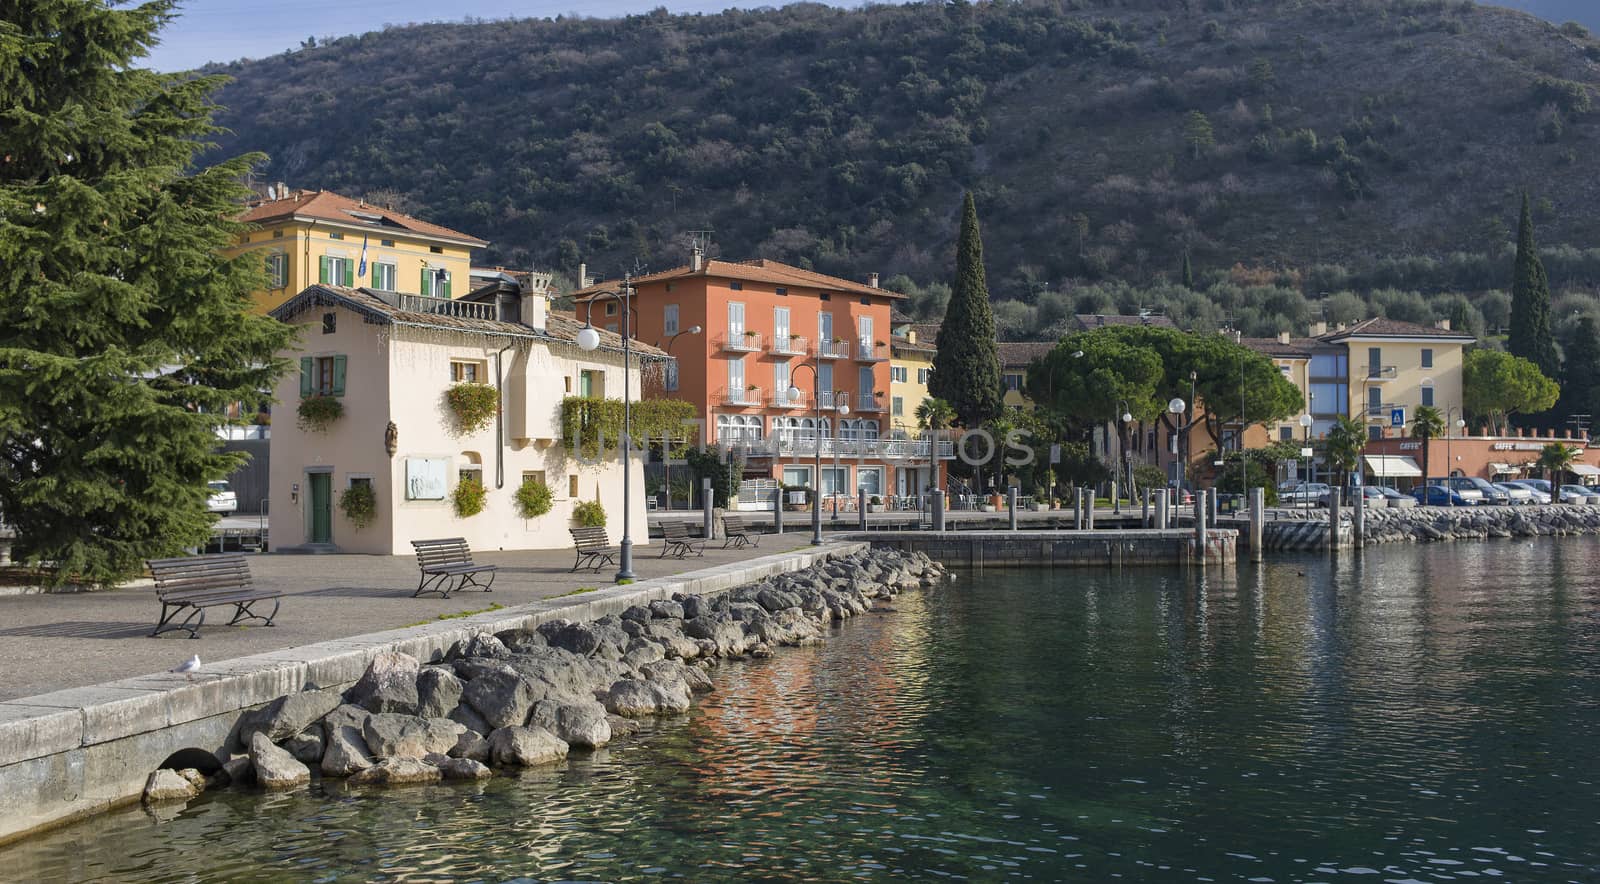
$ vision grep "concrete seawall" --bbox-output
[851,529,1237,567]
[0,542,867,846]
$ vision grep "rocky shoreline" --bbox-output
[141,547,948,804]
[1271,503,1600,545]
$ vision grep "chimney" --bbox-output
[520,288,548,332]
[868,272,880,288]
[274,181,286,199]
[1435,318,1451,331]
[907,330,918,345]
[1277,331,1291,345]
[1310,321,1328,336]
[690,247,704,273]
[577,262,588,290]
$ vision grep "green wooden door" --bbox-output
[309,473,332,544]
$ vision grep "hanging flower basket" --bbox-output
[453,476,488,518]
[514,476,553,518]
[296,396,343,433]
[572,499,606,527]
[339,482,377,529]
[446,383,499,434]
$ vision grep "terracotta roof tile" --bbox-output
[240,190,488,247]
[1072,313,1178,330]
[1319,317,1474,340]
[998,341,1055,367]
[576,257,903,300]
[1241,337,1317,358]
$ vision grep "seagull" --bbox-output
[172,654,201,682]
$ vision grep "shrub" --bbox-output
[296,395,343,433]
[514,475,554,518]
[1133,464,1167,492]
[446,383,499,433]
[338,481,377,529]
[453,476,487,518]
[572,499,606,527]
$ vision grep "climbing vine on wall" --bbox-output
[560,397,698,458]
[446,383,499,434]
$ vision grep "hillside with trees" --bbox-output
[206,0,1600,343]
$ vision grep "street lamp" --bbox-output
[1444,405,1466,507]
[577,281,637,582]
[1168,396,1188,495]
[657,325,703,511]
[1115,399,1133,513]
[1299,413,1314,493]
[789,364,849,545]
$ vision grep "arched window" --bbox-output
[716,414,764,443]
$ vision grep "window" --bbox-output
[728,357,745,391]
[579,369,604,398]
[430,246,444,254]
[329,231,345,240]
[1369,425,1383,441]
[1004,373,1024,391]
[890,366,907,382]
[820,293,831,301]
[729,281,743,291]
[563,376,573,394]
[1309,383,1346,415]
[773,361,791,397]
[266,253,288,288]
[1310,353,1347,378]
[857,467,883,495]
[319,255,353,287]
[348,475,373,493]
[776,287,788,296]
[1421,385,1435,407]
[1368,386,1382,414]
[821,466,849,494]
[451,360,485,383]
[818,311,833,345]
[272,229,283,239]
[300,354,347,397]
[371,261,397,291]
[568,475,579,497]
[774,306,790,341]
[380,238,395,247]
[716,414,763,443]
[605,302,617,316]
[916,368,930,384]
[783,466,812,488]
[665,362,680,392]
[322,312,336,334]
[421,267,451,298]
[892,396,904,416]
[727,301,745,336]
[664,305,680,336]
[1280,426,1293,441]
[1421,348,1434,369]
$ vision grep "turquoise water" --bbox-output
[6,540,1599,882]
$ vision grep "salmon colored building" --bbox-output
[578,253,948,501]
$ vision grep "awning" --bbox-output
[1363,454,1422,477]
[1489,462,1521,475]
[1570,463,1600,477]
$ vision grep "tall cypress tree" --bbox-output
[0,1,292,585]
[929,193,1003,431]
[1181,251,1195,289]
[1557,316,1600,430]
[1508,193,1559,380]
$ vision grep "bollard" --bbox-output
[932,487,946,531]
[1352,487,1365,547]
[1111,480,1120,515]
[1154,488,1168,531]
[1327,488,1342,557]
[1085,488,1096,531]
[1074,488,1085,530]
[773,486,784,535]
[1210,487,1220,526]
[1008,486,1019,531]
[1142,488,1151,528]
[1249,487,1265,564]
[858,488,868,531]
[702,478,715,540]
[1194,490,1208,559]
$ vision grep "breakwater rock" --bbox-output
[1265,504,1600,548]
[141,548,947,803]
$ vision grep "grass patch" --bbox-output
[616,577,635,585]
[552,585,600,598]
[403,602,503,628]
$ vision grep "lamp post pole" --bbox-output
[789,362,847,545]
[1114,399,1132,514]
[1445,405,1466,507]
[657,325,703,511]
[1239,350,1248,513]
[577,281,637,581]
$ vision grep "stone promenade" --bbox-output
[0,541,812,702]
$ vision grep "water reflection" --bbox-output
[5,540,1599,881]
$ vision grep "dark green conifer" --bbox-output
[928,193,1003,430]
[0,1,293,584]
[1508,193,1559,380]
[1181,251,1195,289]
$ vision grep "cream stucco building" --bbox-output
[267,283,664,555]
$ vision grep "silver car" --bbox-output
[1494,482,1536,505]
[1503,480,1551,504]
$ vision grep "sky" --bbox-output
[143,1,848,71]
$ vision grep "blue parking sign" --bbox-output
[1391,407,1405,428]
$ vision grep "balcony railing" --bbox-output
[817,339,850,359]
[856,340,888,361]
[856,392,885,412]
[719,385,763,406]
[816,390,845,410]
[1366,365,1398,380]
[754,435,956,460]
[769,389,806,409]
[1366,402,1399,418]
[770,335,808,356]
[394,293,495,320]
[718,330,763,352]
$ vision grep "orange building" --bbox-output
[578,252,943,501]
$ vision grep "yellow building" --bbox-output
[1318,318,1473,440]
[889,326,936,433]
[226,188,487,314]
[999,342,1054,408]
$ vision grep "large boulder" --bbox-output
[529,699,612,748]
[321,721,375,777]
[346,651,421,714]
[249,732,310,790]
[432,755,494,781]
[448,701,492,736]
[238,689,342,745]
[648,599,685,620]
[448,730,491,763]
[604,678,691,717]
[456,633,511,660]
[539,621,603,656]
[416,667,465,719]
[362,714,465,759]
[487,726,570,767]
[462,670,544,729]
[347,757,442,786]
[142,769,199,804]
[283,729,325,765]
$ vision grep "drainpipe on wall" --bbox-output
[495,343,514,489]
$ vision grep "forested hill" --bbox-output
[206,0,1600,302]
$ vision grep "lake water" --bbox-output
[6,540,1599,882]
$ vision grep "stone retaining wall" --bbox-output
[1264,504,1600,547]
[853,529,1237,567]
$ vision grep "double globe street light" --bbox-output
[788,364,848,546]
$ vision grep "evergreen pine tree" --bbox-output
[929,193,1003,431]
[1181,251,1195,289]
[0,1,293,585]
[1508,193,1559,380]
[1557,316,1600,430]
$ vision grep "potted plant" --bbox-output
[868,495,885,513]
[338,482,377,529]
[513,475,553,519]
[743,329,759,339]
[452,475,487,518]
[296,395,343,433]
[445,382,499,433]
[789,333,802,340]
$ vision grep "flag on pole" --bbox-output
[357,235,369,278]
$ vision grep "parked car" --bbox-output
[1281,483,1331,506]
[206,480,236,516]
[1460,476,1511,505]
[1503,480,1552,504]
[1558,484,1596,504]
[1426,477,1485,505]
[1494,482,1536,505]
[1412,484,1472,506]
[1374,485,1407,501]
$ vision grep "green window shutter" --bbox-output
[331,355,348,396]
[342,261,353,287]
[318,256,330,285]
[442,274,451,298]
[421,268,430,296]
[299,357,313,396]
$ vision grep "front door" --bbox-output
[308,473,332,544]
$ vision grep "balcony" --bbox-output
[816,390,846,411]
[769,389,806,409]
[393,293,495,320]
[763,435,956,460]
[855,339,888,362]
[719,385,763,407]
[770,334,809,357]
[816,339,850,359]
[1366,365,1398,381]
[717,330,763,353]
[855,392,886,412]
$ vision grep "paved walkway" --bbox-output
[0,540,812,702]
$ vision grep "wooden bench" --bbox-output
[658,522,705,558]
[411,538,497,598]
[146,554,281,639]
[722,515,761,549]
[570,526,618,572]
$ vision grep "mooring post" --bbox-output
[1085,488,1096,530]
[1142,488,1151,528]
[1111,480,1120,515]
[1353,487,1365,547]
[858,488,867,531]
[1328,488,1342,557]
[1073,487,1084,530]
[773,486,784,535]
[1008,486,1018,531]
[932,486,946,531]
[1154,488,1169,531]
[1194,489,1208,558]
[1210,487,1220,526]
[702,478,714,540]
[1249,487,1264,564]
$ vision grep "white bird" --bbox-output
[172,654,201,681]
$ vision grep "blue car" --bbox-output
[1412,484,1471,506]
